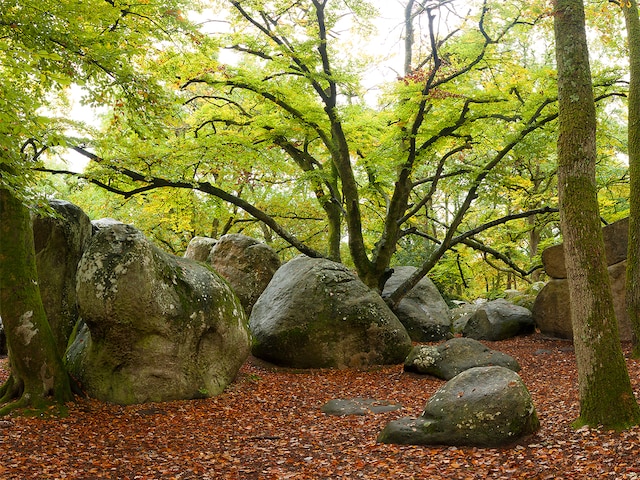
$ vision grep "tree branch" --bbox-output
[40,148,326,259]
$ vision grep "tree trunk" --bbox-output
[0,187,73,415]
[623,0,640,358]
[554,0,640,429]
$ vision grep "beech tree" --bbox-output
[621,0,640,357]
[62,0,570,302]
[553,0,640,429]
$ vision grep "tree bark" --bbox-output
[622,0,640,358]
[0,187,73,415]
[554,0,640,429]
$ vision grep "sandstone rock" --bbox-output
[542,217,628,279]
[184,236,217,262]
[32,199,93,355]
[463,299,535,341]
[68,223,250,405]
[209,234,281,316]
[382,266,452,342]
[378,366,539,447]
[532,261,632,340]
[404,337,520,379]
[249,256,412,368]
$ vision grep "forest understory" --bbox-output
[1,334,640,479]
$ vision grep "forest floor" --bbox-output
[1,334,640,479]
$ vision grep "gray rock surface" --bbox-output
[463,299,535,341]
[32,199,93,355]
[404,337,520,379]
[68,223,250,405]
[91,217,124,232]
[378,366,539,447]
[209,233,281,316]
[249,256,412,368]
[382,266,452,342]
[321,398,402,416]
[184,236,217,262]
[450,303,479,334]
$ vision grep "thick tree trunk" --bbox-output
[623,0,640,358]
[554,0,640,429]
[0,187,73,415]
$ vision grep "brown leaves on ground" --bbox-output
[1,334,640,479]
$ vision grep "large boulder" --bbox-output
[378,366,539,447]
[209,234,281,316]
[463,299,535,341]
[404,337,520,379]
[542,217,629,279]
[68,223,250,405]
[249,256,412,368]
[450,302,480,334]
[32,199,93,355]
[534,217,632,340]
[533,262,632,340]
[382,266,452,342]
[184,236,217,262]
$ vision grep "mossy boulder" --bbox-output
[32,199,93,355]
[378,366,539,447]
[404,337,521,379]
[249,256,412,368]
[67,223,250,405]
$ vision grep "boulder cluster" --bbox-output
[0,198,547,447]
[6,200,251,405]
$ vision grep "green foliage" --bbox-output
[14,0,634,300]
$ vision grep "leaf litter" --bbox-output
[1,334,640,479]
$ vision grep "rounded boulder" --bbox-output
[249,256,412,368]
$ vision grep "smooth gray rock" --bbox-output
[378,366,539,447]
[32,199,93,355]
[249,256,412,368]
[382,266,452,342]
[184,236,217,262]
[209,233,281,316]
[404,337,520,379]
[68,223,250,405]
[463,299,535,341]
[321,398,402,416]
[450,303,479,334]
[91,217,123,233]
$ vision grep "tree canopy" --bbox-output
[4,0,634,300]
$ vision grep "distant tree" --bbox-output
[553,0,640,429]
